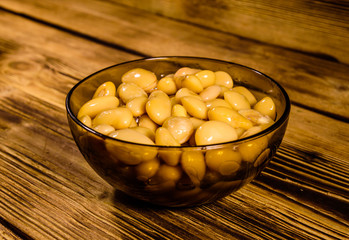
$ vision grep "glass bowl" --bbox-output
[66,56,290,207]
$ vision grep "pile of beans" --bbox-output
[77,67,275,193]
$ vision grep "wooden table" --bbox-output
[0,1,348,239]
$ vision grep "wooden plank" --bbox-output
[0,222,23,240]
[1,0,348,121]
[1,116,348,240]
[110,0,349,65]
[0,10,348,240]
[1,104,348,240]
[0,11,141,240]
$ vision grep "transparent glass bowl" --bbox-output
[66,57,290,207]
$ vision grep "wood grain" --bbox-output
[0,2,348,240]
[110,0,349,65]
[0,221,22,240]
[1,0,348,122]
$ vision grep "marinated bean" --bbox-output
[232,86,257,106]
[92,107,133,129]
[146,90,172,125]
[239,126,262,139]
[138,115,158,133]
[106,132,157,165]
[208,106,253,130]
[163,116,194,144]
[109,128,155,145]
[93,124,115,135]
[238,109,274,126]
[78,67,276,151]
[157,76,177,95]
[126,96,147,117]
[253,96,276,120]
[135,157,160,182]
[148,89,168,99]
[121,68,157,93]
[170,96,179,106]
[77,96,119,119]
[181,151,206,184]
[195,120,238,145]
[156,127,182,166]
[235,127,246,138]
[93,81,116,98]
[117,83,147,104]
[175,88,201,102]
[78,115,92,128]
[239,136,268,163]
[214,71,233,88]
[181,75,204,93]
[254,148,270,167]
[195,70,216,88]
[129,118,138,128]
[173,67,200,79]
[155,127,181,146]
[173,67,200,90]
[200,85,221,102]
[218,86,230,98]
[159,150,182,166]
[131,126,156,142]
[174,76,184,89]
[206,98,232,109]
[152,164,182,183]
[181,96,208,119]
[172,104,188,117]
[259,121,274,131]
[205,148,241,176]
[189,117,206,130]
[224,90,251,111]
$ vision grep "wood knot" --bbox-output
[8,61,34,71]
[1,52,45,76]
[1,55,44,84]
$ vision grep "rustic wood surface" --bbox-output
[0,1,348,239]
[109,0,349,65]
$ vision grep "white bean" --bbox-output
[146,90,172,125]
[181,151,206,184]
[92,107,134,129]
[195,70,216,88]
[162,116,194,144]
[135,158,160,181]
[181,96,208,119]
[214,71,233,88]
[199,85,221,102]
[239,136,268,163]
[93,81,116,98]
[182,75,204,93]
[121,68,157,93]
[138,115,158,133]
[208,106,253,130]
[117,83,147,104]
[195,121,238,145]
[157,76,177,95]
[224,90,251,111]
[232,86,257,106]
[93,124,115,135]
[77,96,119,119]
[205,148,241,175]
[253,97,276,120]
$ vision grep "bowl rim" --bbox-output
[66,56,291,150]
